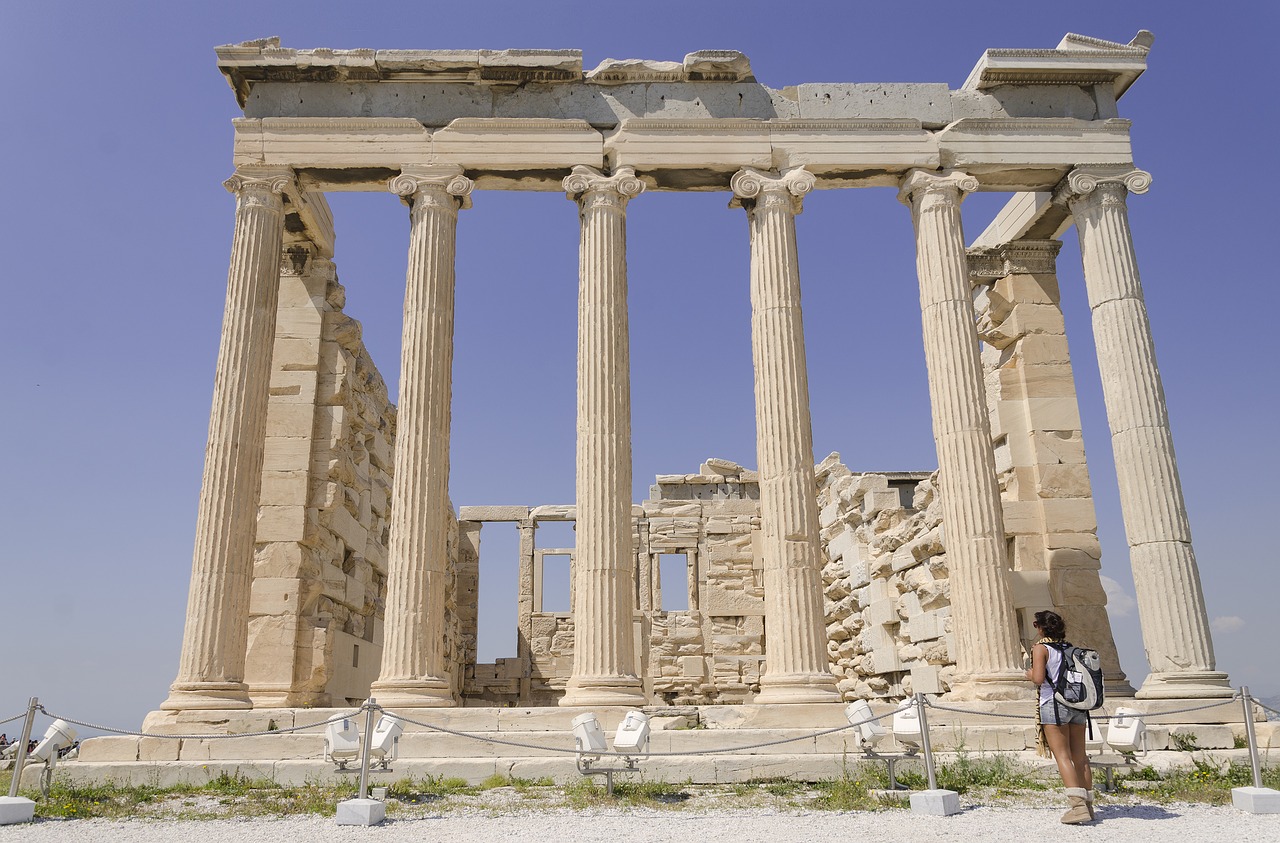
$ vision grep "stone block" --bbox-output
[863,489,900,517]
[826,527,857,562]
[907,610,946,643]
[77,736,140,762]
[1232,787,1280,814]
[911,788,961,815]
[457,505,529,521]
[335,798,385,826]
[868,598,897,627]
[1040,499,1097,534]
[256,505,308,543]
[910,664,944,694]
[1008,570,1051,610]
[0,797,35,826]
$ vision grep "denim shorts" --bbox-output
[1040,699,1089,726]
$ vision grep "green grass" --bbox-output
[7,755,1278,820]
[1115,760,1280,805]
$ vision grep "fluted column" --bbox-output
[899,169,1028,701]
[731,167,839,704]
[1059,166,1230,698]
[371,165,473,708]
[162,166,294,710]
[560,165,646,707]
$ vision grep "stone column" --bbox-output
[730,167,839,704]
[370,166,473,708]
[161,166,294,711]
[560,165,646,707]
[899,169,1027,701]
[1058,166,1230,698]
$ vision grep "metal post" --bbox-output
[1242,687,1264,790]
[357,698,377,800]
[6,698,37,799]
[915,692,938,792]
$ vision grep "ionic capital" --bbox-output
[1053,165,1152,209]
[223,166,294,208]
[389,165,475,210]
[729,167,815,214]
[563,165,645,211]
[897,168,979,209]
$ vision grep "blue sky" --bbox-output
[2,0,1276,732]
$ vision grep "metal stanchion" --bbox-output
[1231,685,1280,814]
[909,692,959,816]
[0,697,39,825]
[915,692,938,792]
[357,698,376,801]
[1242,687,1264,789]
[334,697,386,827]
[6,698,37,800]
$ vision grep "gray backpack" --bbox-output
[1047,642,1105,711]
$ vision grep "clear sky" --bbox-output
[2,0,1276,733]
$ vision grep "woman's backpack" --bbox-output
[1046,642,1105,711]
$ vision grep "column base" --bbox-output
[753,672,841,705]
[1136,670,1233,699]
[559,674,646,707]
[369,678,455,709]
[1104,675,1138,699]
[944,670,1036,702]
[159,682,252,711]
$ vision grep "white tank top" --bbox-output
[1040,643,1063,706]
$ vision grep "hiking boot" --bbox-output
[1061,788,1092,824]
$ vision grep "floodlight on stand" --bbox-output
[845,700,888,751]
[369,714,404,770]
[571,713,607,761]
[613,710,651,757]
[1105,707,1147,758]
[891,697,923,751]
[324,718,361,770]
[28,720,77,764]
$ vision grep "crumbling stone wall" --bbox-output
[816,456,954,699]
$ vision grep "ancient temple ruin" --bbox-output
[115,32,1241,769]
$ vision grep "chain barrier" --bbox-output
[1255,699,1280,719]
[383,704,895,758]
[12,689,1261,761]
[35,706,362,741]
[924,693,1243,722]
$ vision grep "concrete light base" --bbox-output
[0,796,36,825]
[910,789,961,816]
[335,798,386,826]
[1232,786,1280,814]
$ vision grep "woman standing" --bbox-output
[1026,610,1094,824]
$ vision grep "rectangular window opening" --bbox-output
[476,522,521,663]
[659,553,690,612]
[540,553,572,613]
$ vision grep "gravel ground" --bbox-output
[2,803,1276,842]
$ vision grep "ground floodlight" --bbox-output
[369,714,404,768]
[28,720,77,764]
[845,700,888,750]
[1105,707,1147,756]
[892,698,923,749]
[613,710,651,755]
[324,718,361,769]
[571,712,607,759]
